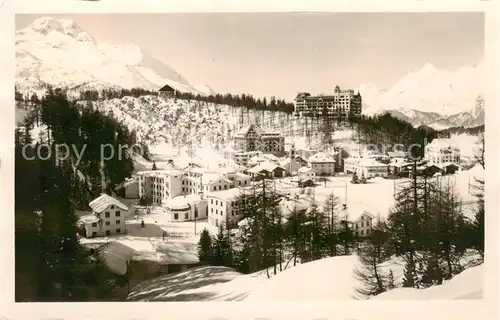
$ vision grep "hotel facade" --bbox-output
[294,85,362,118]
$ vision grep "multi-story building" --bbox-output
[307,152,336,176]
[294,85,362,118]
[425,139,461,165]
[137,168,252,222]
[137,169,185,205]
[77,194,128,238]
[207,188,245,229]
[352,211,376,237]
[233,124,285,155]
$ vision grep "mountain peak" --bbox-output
[23,16,94,42]
[419,62,436,74]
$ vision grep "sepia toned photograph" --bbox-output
[13,12,486,303]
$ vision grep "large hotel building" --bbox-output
[294,85,362,118]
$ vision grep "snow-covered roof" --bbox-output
[159,84,175,92]
[207,188,242,201]
[164,196,191,211]
[137,169,185,178]
[353,211,376,222]
[248,162,285,174]
[308,152,336,163]
[115,178,138,190]
[298,167,316,174]
[89,194,128,213]
[235,124,265,137]
[225,172,252,181]
[79,214,99,224]
[387,151,407,158]
[203,173,232,184]
[358,159,388,167]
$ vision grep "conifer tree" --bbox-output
[197,228,213,264]
[323,192,341,256]
[212,224,233,267]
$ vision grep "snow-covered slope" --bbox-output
[360,62,485,128]
[80,95,355,155]
[126,254,482,301]
[16,17,204,94]
[373,264,483,300]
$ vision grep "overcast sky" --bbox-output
[16,13,484,100]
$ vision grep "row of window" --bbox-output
[91,220,121,227]
[91,229,121,237]
[99,211,121,218]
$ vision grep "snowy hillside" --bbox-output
[127,255,482,301]
[84,95,355,156]
[373,264,483,300]
[360,63,485,128]
[16,17,205,95]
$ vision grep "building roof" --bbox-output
[298,167,316,174]
[203,173,232,184]
[164,197,191,211]
[207,188,243,201]
[137,169,185,178]
[115,178,138,190]
[78,214,100,224]
[358,159,388,167]
[235,124,265,137]
[89,194,128,213]
[248,161,285,174]
[353,211,376,222]
[225,172,252,181]
[387,151,408,158]
[308,152,336,163]
[159,84,175,92]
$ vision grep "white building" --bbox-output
[343,156,361,174]
[297,166,317,182]
[137,169,185,205]
[425,138,461,165]
[356,159,389,178]
[294,86,362,118]
[163,194,208,222]
[352,211,376,237]
[224,171,252,187]
[307,152,336,176]
[248,153,280,168]
[207,188,245,229]
[78,194,128,238]
[233,151,263,167]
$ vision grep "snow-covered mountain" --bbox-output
[15,17,207,95]
[360,62,485,129]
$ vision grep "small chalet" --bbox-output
[158,84,176,98]
[77,194,128,238]
[247,161,286,179]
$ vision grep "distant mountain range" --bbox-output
[359,62,485,129]
[16,17,485,130]
[15,17,208,95]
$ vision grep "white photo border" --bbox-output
[1,1,498,320]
